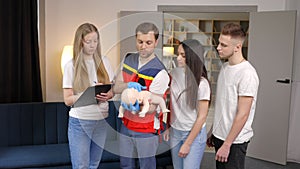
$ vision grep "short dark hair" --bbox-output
[221,23,246,40]
[135,22,159,40]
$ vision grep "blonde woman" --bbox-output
[63,23,114,169]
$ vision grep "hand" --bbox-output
[215,144,230,163]
[163,129,170,141]
[131,100,140,111]
[95,90,114,102]
[121,100,140,111]
[127,82,146,92]
[178,143,190,158]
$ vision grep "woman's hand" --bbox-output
[95,82,114,102]
[96,89,114,102]
[178,143,191,158]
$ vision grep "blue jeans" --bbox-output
[119,124,159,169]
[170,126,207,169]
[68,117,107,169]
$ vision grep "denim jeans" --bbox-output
[170,126,207,169]
[68,117,107,169]
[119,124,159,169]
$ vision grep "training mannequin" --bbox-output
[119,88,170,118]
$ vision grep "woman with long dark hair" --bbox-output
[164,39,211,169]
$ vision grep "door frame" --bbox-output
[157,5,257,13]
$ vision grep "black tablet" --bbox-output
[94,84,112,96]
[72,84,113,107]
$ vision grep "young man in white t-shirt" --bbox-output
[207,23,259,169]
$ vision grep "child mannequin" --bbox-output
[119,88,169,118]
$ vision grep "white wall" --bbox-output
[43,0,287,102]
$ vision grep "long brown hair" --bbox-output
[72,23,110,93]
[180,39,211,109]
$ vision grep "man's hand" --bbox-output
[127,82,146,92]
[121,100,140,112]
[215,144,230,163]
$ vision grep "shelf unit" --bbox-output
[163,18,249,57]
[162,12,249,128]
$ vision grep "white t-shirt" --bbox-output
[63,56,115,120]
[212,61,259,143]
[169,67,211,131]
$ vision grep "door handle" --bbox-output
[276,79,290,84]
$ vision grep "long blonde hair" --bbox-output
[72,23,110,93]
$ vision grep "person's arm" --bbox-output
[112,71,127,94]
[178,100,209,158]
[113,70,146,112]
[113,71,146,95]
[63,88,80,106]
[215,96,253,162]
[99,55,115,101]
[63,60,78,107]
[147,70,170,113]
